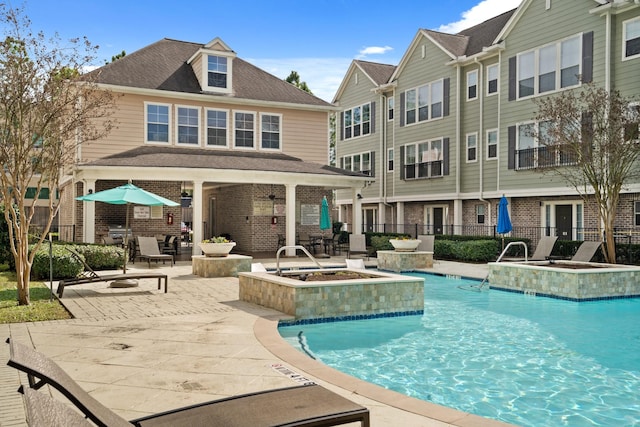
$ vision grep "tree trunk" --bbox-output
[602,219,617,264]
[15,252,31,306]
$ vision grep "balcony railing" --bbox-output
[516,145,577,170]
[404,160,442,179]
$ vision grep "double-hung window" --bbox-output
[404,139,442,179]
[206,109,227,147]
[234,111,255,148]
[486,129,498,159]
[176,106,199,145]
[624,17,640,60]
[341,152,373,176]
[387,148,394,172]
[518,35,581,98]
[635,201,640,226]
[466,133,477,162]
[343,103,371,139]
[404,79,444,125]
[207,55,228,89]
[476,204,485,224]
[516,120,576,169]
[487,64,498,95]
[145,103,170,143]
[387,96,394,121]
[467,70,478,100]
[261,113,281,150]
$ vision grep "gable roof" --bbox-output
[331,59,396,102]
[89,38,331,107]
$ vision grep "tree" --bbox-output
[533,83,640,263]
[0,5,117,305]
[285,70,313,95]
[106,49,126,64]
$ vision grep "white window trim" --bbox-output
[467,69,478,101]
[540,200,584,240]
[232,110,257,150]
[634,201,640,227]
[144,101,172,145]
[466,132,478,163]
[343,151,373,176]
[259,112,283,151]
[205,107,229,148]
[517,33,582,100]
[387,148,394,172]
[343,103,372,140]
[175,105,201,147]
[623,16,640,61]
[486,64,499,96]
[387,96,394,121]
[202,52,233,94]
[486,128,498,161]
[404,138,444,179]
[404,79,444,126]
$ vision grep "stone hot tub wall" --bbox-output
[238,269,424,320]
[488,261,640,300]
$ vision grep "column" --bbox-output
[191,180,203,255]
[83,179,96,243]
[352,188,362,234]
[285,183,297,257]
[397,202,405,234]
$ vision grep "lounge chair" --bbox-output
[571,241,601,262]
[251,262,268,272]
[21,386,94,427]
[530,236,558,260]
[345,258,366,269]
[347,234,369,260]
[6,339,370,427]
[417,235,435,252]
[135,236,174,267]
[56,249,168,298]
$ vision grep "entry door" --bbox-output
[555,205,572,240]
[433,207,444,235]
[363,208,377,233]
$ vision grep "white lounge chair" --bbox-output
[135,236,174,267]
[347,234,369,260]
[345,259,366,269]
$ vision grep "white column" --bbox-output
[285,184,297,256]
[191,180,204,255]
[83,179,96,243]
[453,199,463,235]
[378,202,386,233]
[397,202,405,234]
[352,188,362,234]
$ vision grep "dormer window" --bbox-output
[208,55,228,89]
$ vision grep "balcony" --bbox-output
[516,145,577,170]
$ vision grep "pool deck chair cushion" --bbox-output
[571,241,601,262]
[56,249,168,298]
[136,236,174,268]
[347,234,369,260]
[6,338,370,427]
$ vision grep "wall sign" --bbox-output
[133,205,150,219]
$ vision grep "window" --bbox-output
[387,148,394,172]
[342,151,373,176]
[234,111,255,148]
[518,35,581,98]
[145,103,170,143]
[624,104,640,142]
[343,103,371,139]
[635,201,640,226]
[404,139,443,179]
[515,120,577,169]
[388,96,394,121]
[487,129,498,159]
[476,204,485,224]
[467,70,478,100]
[624,17,640,59]
[206,109,227,147]
[176,106,199,145]
[466,133,477,162]
[487,64,498,95]
[207,55,228,89]
[404,79,443,125]
[261,113,281,150]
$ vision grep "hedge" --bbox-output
[31,243,125,280]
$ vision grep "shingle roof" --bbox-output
[355,60,396,86]
[89,38,331,107]
[82,146,366,177]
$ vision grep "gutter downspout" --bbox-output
[475,58,491,225]
[454,64,463,233]
[605,8,611,92]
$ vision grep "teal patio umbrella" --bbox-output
[320,196,331,231]
[76,182,179,274]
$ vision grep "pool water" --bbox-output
[279,273,640,427]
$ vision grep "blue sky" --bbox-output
[19,0,521,101]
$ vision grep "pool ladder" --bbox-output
[275,245,325,276]
[477,241,529,290]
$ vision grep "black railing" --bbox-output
[516,145,578,170]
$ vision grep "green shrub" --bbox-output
[74,245,124,270]
[371,235,393,252]
[434,239,498,263]
[31,245,83,280]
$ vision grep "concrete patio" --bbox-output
[1,256,506,427]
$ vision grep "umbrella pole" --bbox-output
[123,203,129,274]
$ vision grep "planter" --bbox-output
[199,242,236,257]
[389,239,421,252]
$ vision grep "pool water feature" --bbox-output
[279,273,640,427]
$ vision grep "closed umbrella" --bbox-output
[76,182,179,275]
[320,196,331,231]
[497,195,512,252]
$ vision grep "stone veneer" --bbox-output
[238,269,424,320]
[488,261,640,300]
[377,251,433,272]
[192,255,252,278]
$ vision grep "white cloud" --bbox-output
[437,0,522,34]
[356,45,393,59]
[246,57,352,102]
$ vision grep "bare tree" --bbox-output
[533,83,640,263]
[0,5,117,304]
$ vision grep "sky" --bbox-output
[13,0,521,102]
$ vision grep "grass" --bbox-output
[0,264,72,323]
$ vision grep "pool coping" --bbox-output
[254,314,517,427]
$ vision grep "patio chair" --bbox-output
[417,235,435,252]
[135,236,174,267]
[161,235,178,256]
[56,249,168,298]
[21,386,94,427]
[571,241,601,262]
[6,339,370,427]
[530,236,558,261]
[347,234,369,260]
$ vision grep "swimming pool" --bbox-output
[279,273,640,427]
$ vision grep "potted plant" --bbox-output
[199,236,236,257]
[388,236,421,252]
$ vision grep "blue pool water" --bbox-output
[279,273,640,427]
